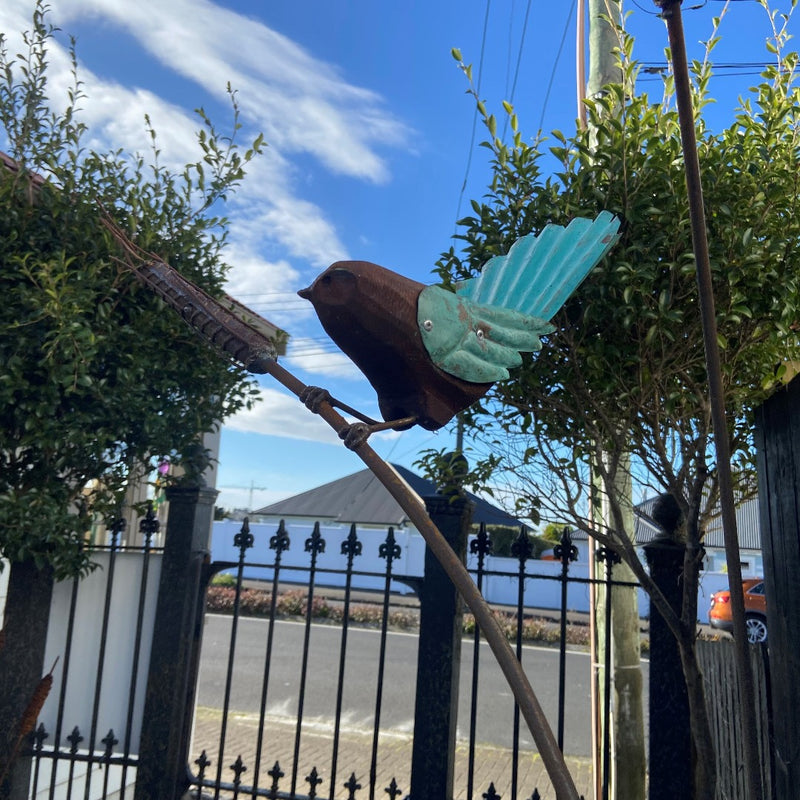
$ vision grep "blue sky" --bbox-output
[2,0,797,513]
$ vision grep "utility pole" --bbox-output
[578,4,647,800]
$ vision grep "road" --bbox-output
[197,614,649,757]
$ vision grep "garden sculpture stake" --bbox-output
[104,210,621,800]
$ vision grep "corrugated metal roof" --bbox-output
[702,496,762,550]
[253,463,522,528]
[572,494,762,551]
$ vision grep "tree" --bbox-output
[0,5,268,577]
[433,12,800,799]
[0,6,273,785]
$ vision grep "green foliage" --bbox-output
[0,4,265,577]
[210,571,237,587]
[438,20,800,543]
[484,525,553,559]
[541,522,569,543]
[413,446,500,498]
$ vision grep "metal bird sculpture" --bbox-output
[298,211,620,447]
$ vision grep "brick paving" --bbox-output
[190,707,593,799]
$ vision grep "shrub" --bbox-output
[205,585,597,644]
[276,589,307,617]
[239,589,274,617]
[206,586,237,614]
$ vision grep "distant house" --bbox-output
[250,463,523,529]
[631,495,763,577]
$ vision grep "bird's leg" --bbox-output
[299,387,417,449]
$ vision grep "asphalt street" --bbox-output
[196,614,650,757]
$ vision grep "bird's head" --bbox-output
[298,263,358,308]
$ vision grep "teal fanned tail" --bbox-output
[455,211,620,320]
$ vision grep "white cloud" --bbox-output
[226,386,343,444]
[51,0,412,182]
[284,339,362,380]
[226,385,399,446]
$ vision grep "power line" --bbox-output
[537,0,578,135]
[501,0,534,141]
[453,0,492,237]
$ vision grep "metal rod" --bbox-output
[466,525,490,800]
[369,528,400,800]
[83,526,121,800]
[290,524,324,797]
[213,525,251,798]
[656,3,763,798]
[556,533,574,752]
[511,534,529,800]
[48,572,80,800]
[120,522,157,799]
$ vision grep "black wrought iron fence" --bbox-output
[188,520,420,800]
[15,488,646,800]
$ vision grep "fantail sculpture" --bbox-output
[298,211,620,447]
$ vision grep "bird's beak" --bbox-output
[297,286,312,300]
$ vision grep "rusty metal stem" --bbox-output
[661,3,762,799]
[262,358,581,800]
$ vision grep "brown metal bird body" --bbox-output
[298,260,491,431]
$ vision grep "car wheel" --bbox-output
[745,614,768,644]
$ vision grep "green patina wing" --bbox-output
[455,211,620,319]
[418,285,553,383]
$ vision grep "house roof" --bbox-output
[573,494,762,551]
[253,463,523,528]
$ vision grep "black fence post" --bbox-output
[134,484,217,800]
[644,519,691,800]
[409,492,473,800]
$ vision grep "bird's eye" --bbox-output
[476,328,485,341]
[423,320,433,332]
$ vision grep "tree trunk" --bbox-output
[0,560,54,800]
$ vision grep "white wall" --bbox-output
[38,551,162,753]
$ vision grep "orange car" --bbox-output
[709,578,768,643]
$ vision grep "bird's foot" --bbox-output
[299,385,332,413]
[338,422,373,450]
[337,415,419,451]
